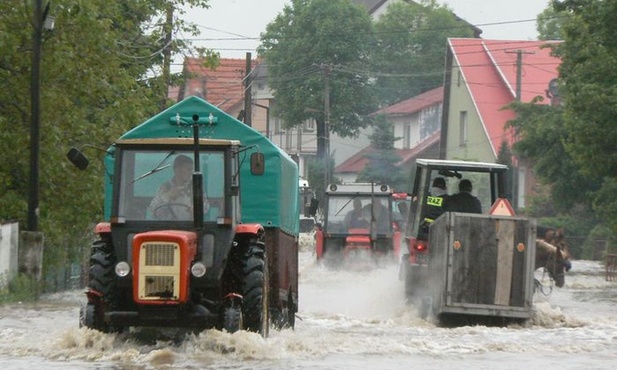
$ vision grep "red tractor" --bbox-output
[70,97,299,336]
[315,183,402,267]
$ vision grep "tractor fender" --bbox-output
[94,222,111,235]
[235,223,265,238]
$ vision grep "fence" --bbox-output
[44,263,86,293]
[606,254,617,282]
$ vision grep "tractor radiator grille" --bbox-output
[143,275,175,298]
[144,243,176,266]
[138,241,181,301]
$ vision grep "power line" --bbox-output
[181,14,570,45]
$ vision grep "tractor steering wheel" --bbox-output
[153,203,192,220]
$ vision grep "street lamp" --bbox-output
[28,0,54,232]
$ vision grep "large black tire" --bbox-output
[86,240,117,333]
[242,243,269,337]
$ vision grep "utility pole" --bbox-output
[506,49,534,101]
[323,64,331,187]
[243,52,252,126]
[504,49,534,210]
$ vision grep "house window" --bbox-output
[304,118,315,132]
[457,70,462,87]
[403,123,411,148]
[459,111,468,146]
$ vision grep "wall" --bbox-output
[0,222,19,291]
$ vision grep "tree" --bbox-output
[551,0,617,234]
[0,0,212,270]
[536,5,568,40]
[372,0,475,105]
[506,101,597,214]
[258,0,378,160]
[356,115,406,190]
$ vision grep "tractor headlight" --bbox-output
[115,261,131,277]
[191,262,207,277]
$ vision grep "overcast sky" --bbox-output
[178,0,551,62]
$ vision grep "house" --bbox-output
[172,57,256,115]
[355,0,482,37]
[172,57,318,178]
[334,87,443,184]
[441,38,561,208]
[251,63,317,177]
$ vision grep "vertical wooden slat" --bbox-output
[494,220,514,305]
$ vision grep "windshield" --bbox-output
[326,195,391,235]
[117,149,225,222]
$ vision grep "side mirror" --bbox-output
[67,147,89,170]
[250,152,265,175]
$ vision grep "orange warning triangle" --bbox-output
[489,198,515,216]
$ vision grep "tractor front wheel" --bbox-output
[242,243,269,337]
[84,240,117,333]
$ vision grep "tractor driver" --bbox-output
[148,154,208,220]
[419,177,449,238]
[345,198,370,229]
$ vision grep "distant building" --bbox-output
[335,87,443,183]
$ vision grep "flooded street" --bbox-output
[1,252,616,369]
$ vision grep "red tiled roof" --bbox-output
[449,38,561,155]
[335,131,440,173]
[377,86,443,116]
[178,57,258,112]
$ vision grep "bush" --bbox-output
[0,274,41,304]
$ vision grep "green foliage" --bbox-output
[550,0,617,237]
[356,115,406,190]
[0,0,211,271]
[0,274,41,304]
[537,4,568,40]
[580,223,614,260]
[506,101,597,213]
[306,156,337,212]
[372,0,475,105]
[258,0,377,138]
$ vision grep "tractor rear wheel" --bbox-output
[242,243,269,337]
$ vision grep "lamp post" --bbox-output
[28,0,54,231]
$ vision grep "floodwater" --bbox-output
[1,247,616,369]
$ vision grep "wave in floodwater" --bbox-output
[1,256,616,369]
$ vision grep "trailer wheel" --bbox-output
[86,240,116,333]
[242,243,269,337]
[272,290,296,330]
